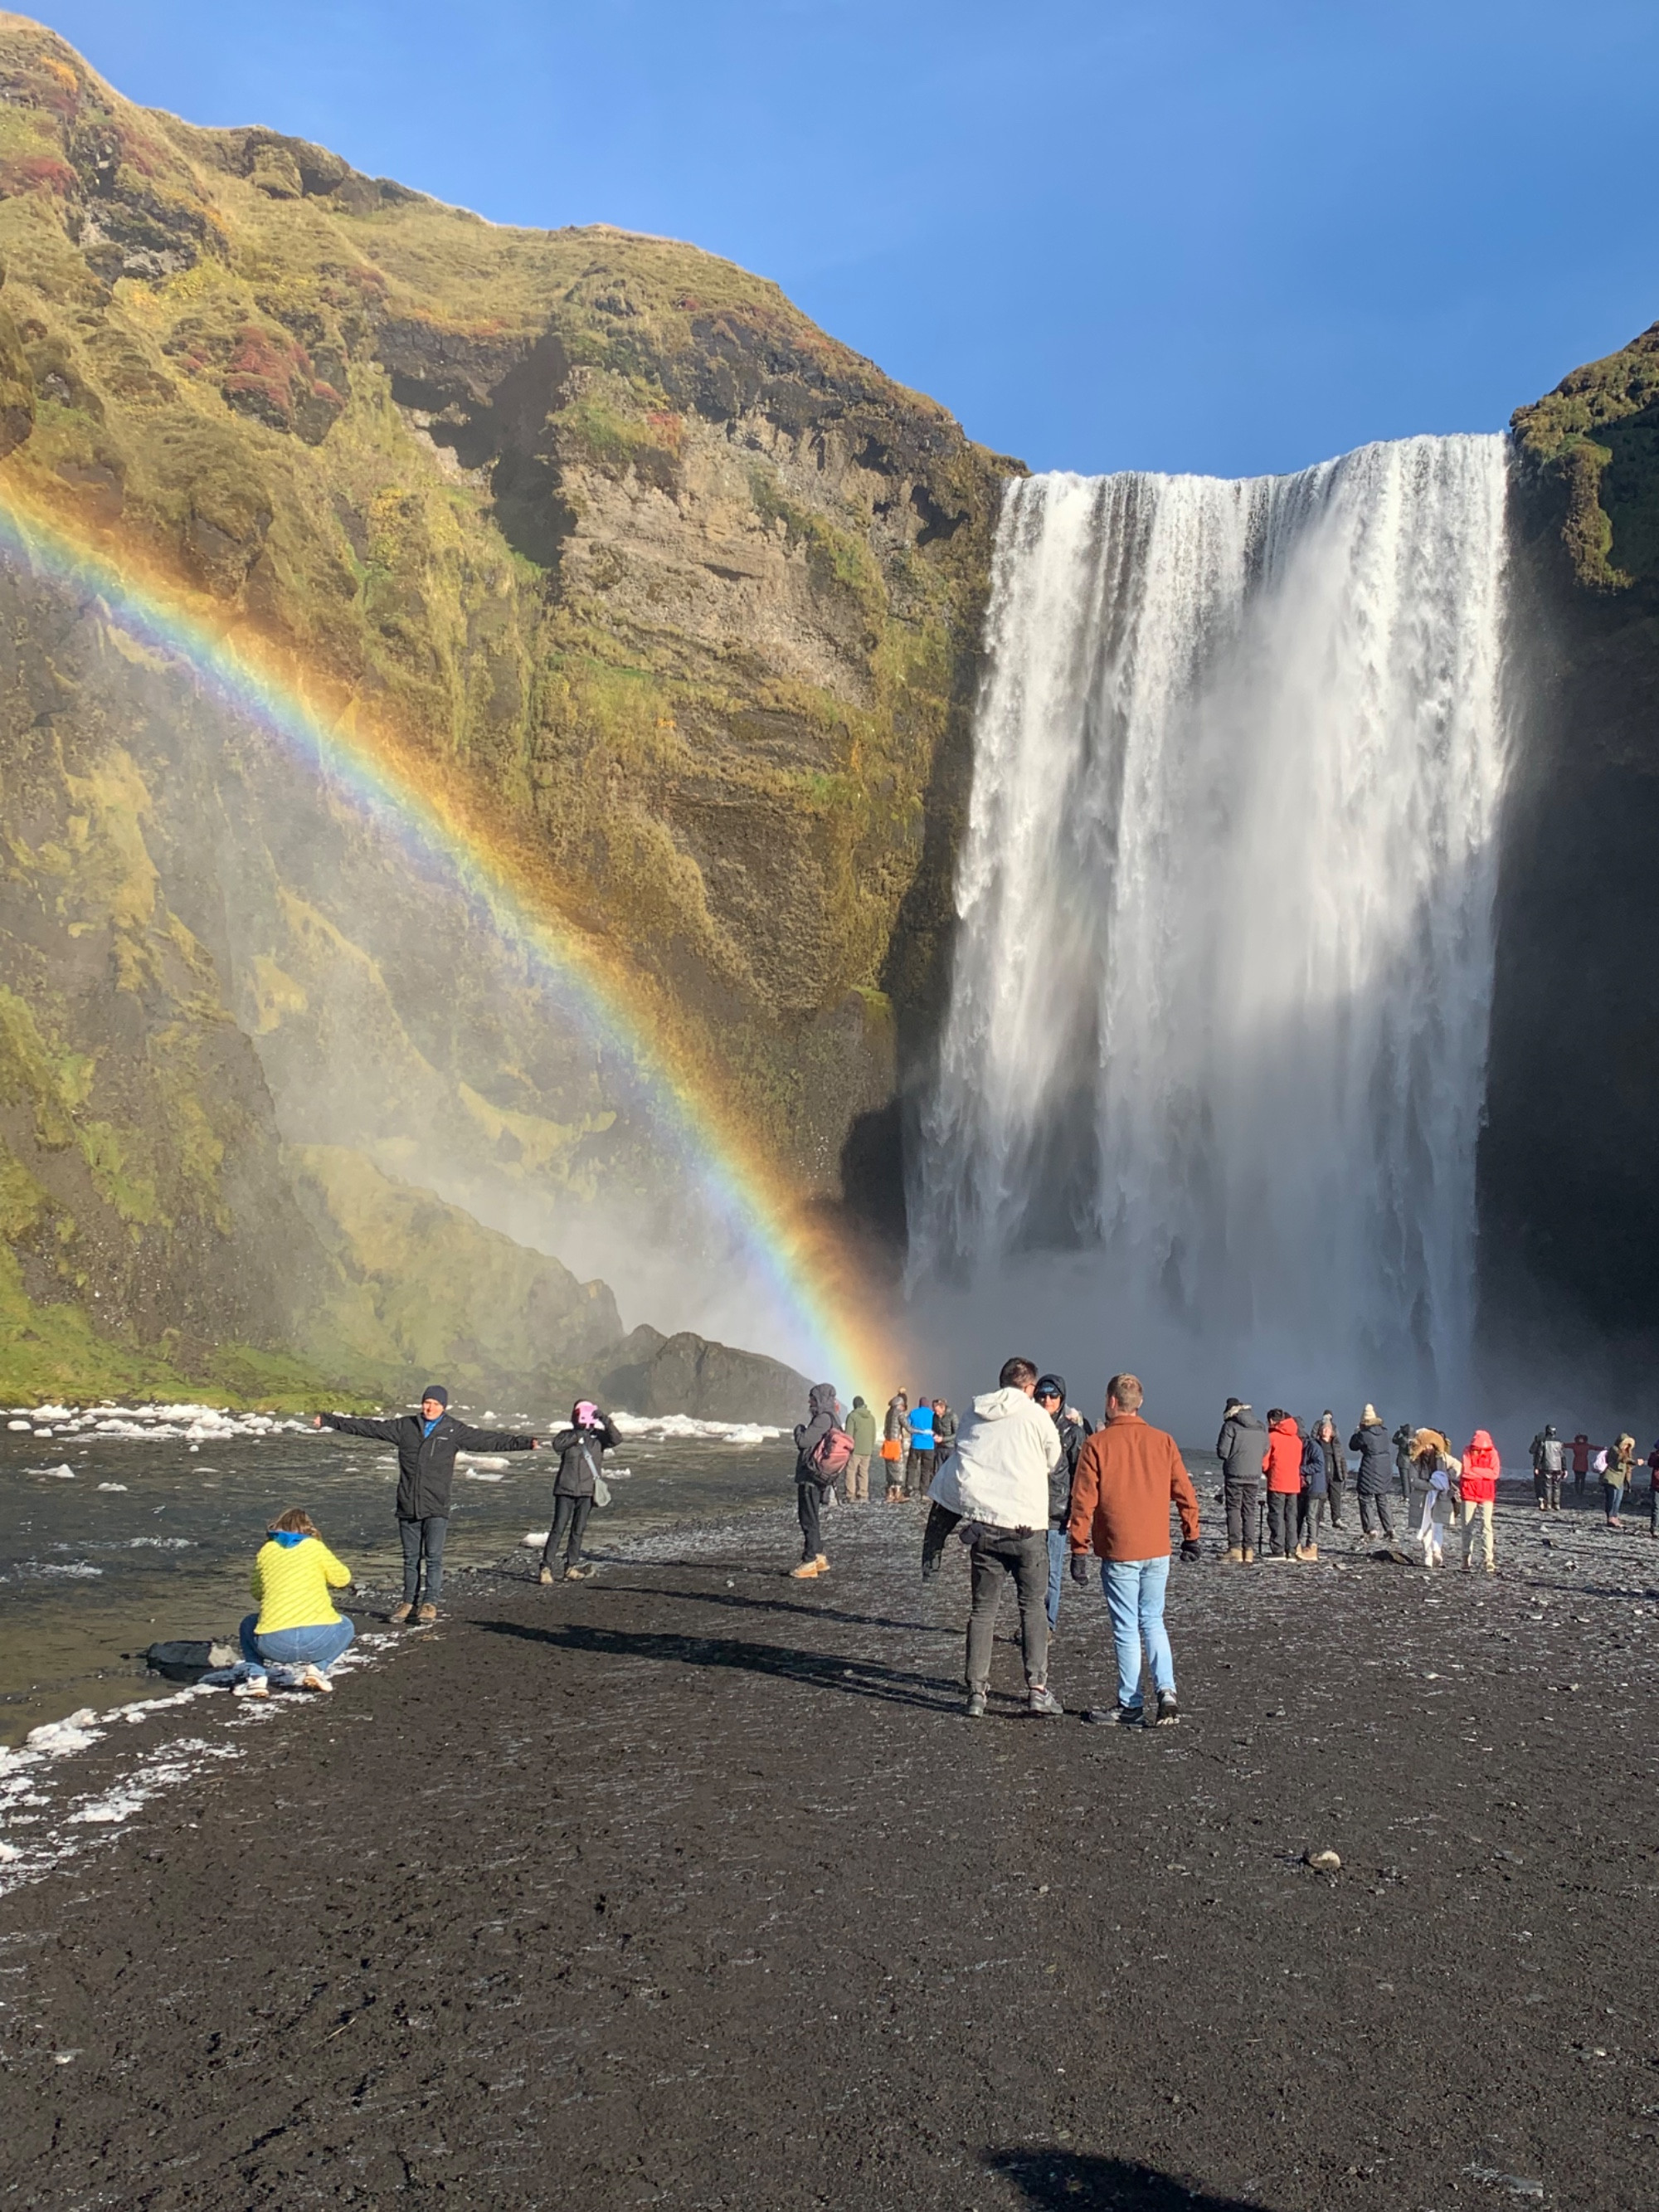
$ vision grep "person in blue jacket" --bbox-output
[905,1395,937,1498]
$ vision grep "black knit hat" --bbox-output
[420,1385,449,1408]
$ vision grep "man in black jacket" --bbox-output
[1036,1373,1092,1629]
[1216,1397,1266,1562]
[315,1387,540,1621]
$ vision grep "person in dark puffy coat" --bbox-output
[1350,1405,1395,1538]
[538,1401,620,1584]
[1036,1372,1092,1627]
[791,1383,839,1581]
[1216,1397,1266,1562]
[1296,1419,1328,1559]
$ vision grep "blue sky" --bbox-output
[35,0,1659,478]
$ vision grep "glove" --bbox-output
[1068,1552,1091,1586]
[1180,1537,1201,1562]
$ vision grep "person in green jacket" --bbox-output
[845,1395,878,1502]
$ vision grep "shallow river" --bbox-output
[0,1412,794,1743]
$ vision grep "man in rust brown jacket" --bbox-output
[1067,1372,1200,1727]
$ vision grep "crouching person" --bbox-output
[238,1508,354,1695]
[928,1357,1064,1720]
[1068,1373,1200,1727]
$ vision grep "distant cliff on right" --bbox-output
[1482,323,1659,1359]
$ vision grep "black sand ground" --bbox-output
[1,1492,1657,2210]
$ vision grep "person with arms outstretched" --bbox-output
[314,1386,539,1622]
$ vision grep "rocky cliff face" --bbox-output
[0,17,1012,1404]
[1481,325,1659,1353]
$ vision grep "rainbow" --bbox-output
[0,481,892,1397]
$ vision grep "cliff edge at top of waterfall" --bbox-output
[1511,318,1659,595]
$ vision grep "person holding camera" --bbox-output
[540,1400,622,1583]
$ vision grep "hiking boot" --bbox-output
[1224,1547,1244,1564]
[298,1664,333,1694]
[789,1560,820,1579]
[538,1566,556,1586]
[1027,1684,1064,1718]
[416,1602,438,1624]
[1153,1691,1180,1727]
[1300,1544,1319,1562]
[965,1688,988,1718]
[814,1554,830,1574]
[1241,1547,1256,1564]
[389,1601,414,1624]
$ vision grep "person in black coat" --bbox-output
[1216,1397,1267,1562]
[1316,1412,1348,1527]
[791,1383,840,1581]
[1035,1373,1093,1628]
[315,1386,539,1621]
[1349,1405,1395,1538]
[539,1400,621,1584]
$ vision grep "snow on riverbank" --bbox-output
[6,1404,786,1448]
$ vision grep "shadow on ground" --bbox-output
[989,2150,1262,2210]
[478,1617,964,1711]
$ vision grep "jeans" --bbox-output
[844,1452,871,1502]
[542,1493,592,1571]
[796,1479,825,1560]
[239,1613,354,1678]
[1360,1493,1395,1538]
[1046,1527,1067,1628]
[1604,1479,1625,1524]
[1297,1493,1330,1549]
[1102,1556,1174,1712]
[904,1448,935,1498]
[1267,1493,1297,1557]
[1224,1479,1259,1551]
[399,1514,448,1603]
[965,1527,1050,1692]
[1460,1498,1495,1569]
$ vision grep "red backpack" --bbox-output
[810,1425,855,1480]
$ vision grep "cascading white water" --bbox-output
[913,434,1511,1411]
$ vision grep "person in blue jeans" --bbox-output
[1035,1373,1091,1629]
[236,1507,355,1696]
[1066,1372,1200,1726]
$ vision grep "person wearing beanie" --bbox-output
[539,1399,622,1582]
[1318,1411,1349,1528]
[1034,1372,1093,1627]
[1350,1405,1396,1541]
[1216,1396,1266,1562]
[314,1387,541,1622]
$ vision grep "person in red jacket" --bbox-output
[1459,1429,1501,1573]
[1260,1410,1304,1561]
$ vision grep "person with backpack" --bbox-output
[844,1396,878,1502]
[314,1388,540,1622]
[1458,1428,1501,1572]
[1530,1424,1565,1513]
[905,1395,937,1498]
[538,1401,621,1584]
[791,1383,847,1579]
[1571,1432,1591,1499]
[1261,1409,1303,1561]
[1035,1372,1092,1627]
[927,1356,1064,1718]
[882,1391,909,1502]
[1216,1396,1266,1563]
[1295,1416,1328,1560]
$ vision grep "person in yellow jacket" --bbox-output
[236,1508,355,1696]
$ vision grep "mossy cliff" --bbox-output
[1481,326,1659,1348]
[0,15,1014,1401]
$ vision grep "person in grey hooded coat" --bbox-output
[791,1383,839,1580]
[1216,1398,1267,1561]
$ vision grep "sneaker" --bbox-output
[538,1566,556,1586]
[416,1602,438,1623]
[1082,1703,1143,1726]
[1027,1684,1064,1718]
[232,1676,269,1698]
[965,1688,988,1717]
[814,1554,830,1574]
[298,1664,333,1693]
[564,1564,595,1581]
[789,1560,820,1579]
[1153,1691,1180,1727]
[389,1602,413,1624]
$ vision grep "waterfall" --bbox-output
[913,435,1511,1411]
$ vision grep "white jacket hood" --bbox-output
[927,1386,1060,1530]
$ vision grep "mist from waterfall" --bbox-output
[911,435,1511,1428]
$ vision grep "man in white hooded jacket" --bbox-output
[927,1356,1065,1718]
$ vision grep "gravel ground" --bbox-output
[0,1487,1656,2210]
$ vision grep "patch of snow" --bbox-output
[96,1482,128,1493]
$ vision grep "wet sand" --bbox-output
[0,1489,1655,2210]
